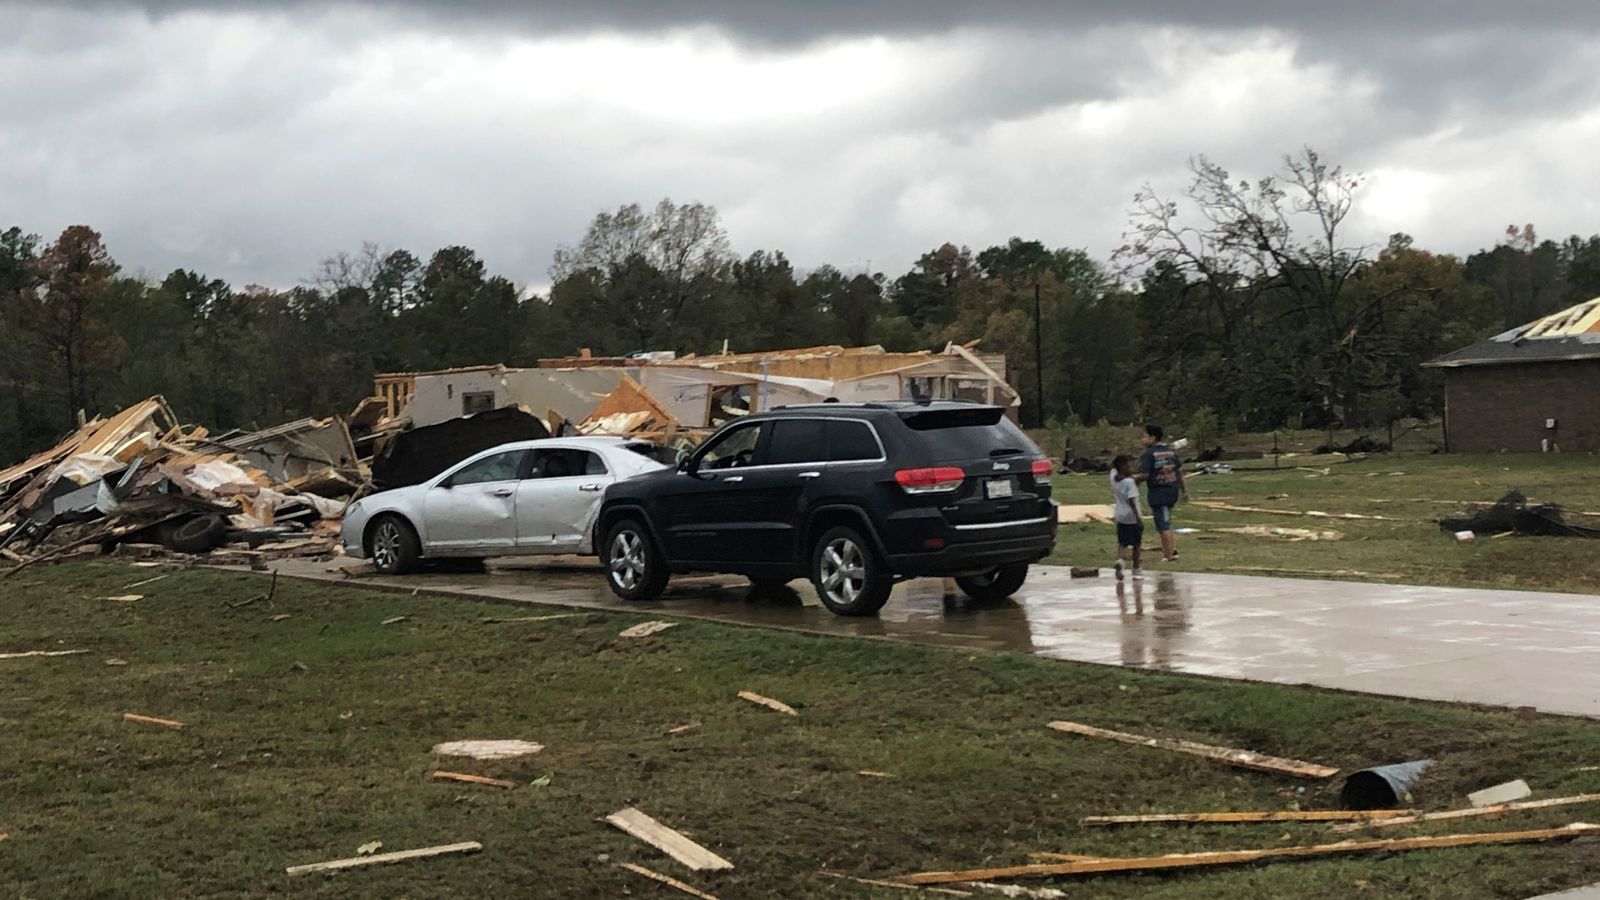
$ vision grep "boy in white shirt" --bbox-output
[1109,454,1143,580]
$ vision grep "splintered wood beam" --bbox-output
[605,808,734,872]
[894,825,1595,885]
[1083,810,1415,825]
[1046,721,1338,778]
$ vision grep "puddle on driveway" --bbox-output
[264,556,1600,716]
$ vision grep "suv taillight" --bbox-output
[895,466,966,494]
[1031,459,1053,477]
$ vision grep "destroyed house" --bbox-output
[374,345,1019,442]
[1424,297,1600,452]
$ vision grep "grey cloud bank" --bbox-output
[3,1,1600,287]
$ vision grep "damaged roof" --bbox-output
[1424,297,1600,369]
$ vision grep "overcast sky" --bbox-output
[4,2,1600,289]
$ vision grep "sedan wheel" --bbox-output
[368,516,419,575]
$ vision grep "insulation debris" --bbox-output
[619,620,678,638]
[1214,525,1345,542]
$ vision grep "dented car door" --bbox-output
[420,448,527,552]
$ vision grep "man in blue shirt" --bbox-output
[1137,424,1188,562]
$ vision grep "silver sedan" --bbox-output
[341,437,669,574]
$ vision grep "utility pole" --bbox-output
[1033,281,1044,427]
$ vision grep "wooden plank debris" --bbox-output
[285,841,481,875]
[1084,810,1415,825]
[482,613,584,624]
[1046,721,1339,778]
[1469,779,1532,808]
[619,620,678,638]
[123,712,184,730]
[858,770,895,778]
[381,616,407,625]
[100,595,144,603]
[895,825,1596,885]
[605,807,734,872]
[820,871,973,895]
[1333,793,1600,833]
[1025,853,1104,863]
[618,862,721,900]
[666,722,701,735]
[432,771,517,789]
[0,649,89,661]
[738,690,797,716]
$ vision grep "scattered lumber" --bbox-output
[285,840,481,875]
[0,649,89,661]
[618,862,721,900]
[894,825,1596,885]
[1025,853,1104,863]
[858,770,895,778]
[819,871,973,895]
[432,771,517,789]
[482,613,584,624]
[619,621,678,638]
[122,574,168,590]
[666,722,701,735]
[1469,779,1532,808]
[1333,793,1600,833]
[100,594,143,603]
[432,739,544,760]
[381,616,407,625]
[605,807,734,872]
[1083,810,1413,825]
[1046,721,1339,778]
[123,712,184,730]
[738,690,797,716]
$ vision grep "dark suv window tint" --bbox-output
[699,423,765,469]
[825,420,880,461]
[765,418,827,465]
[904,411,1036,461]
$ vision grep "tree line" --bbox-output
[5,148,1600,464]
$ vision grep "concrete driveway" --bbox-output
[264,557,1600,717]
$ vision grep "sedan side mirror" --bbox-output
[676,454,694,474]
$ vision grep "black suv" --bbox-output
[594,401,1058,616]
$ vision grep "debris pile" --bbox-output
[1438,490,1600,539]
[0,395,361,567]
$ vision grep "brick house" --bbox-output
[1424,298,1600,453]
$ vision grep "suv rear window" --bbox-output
[900,408,1035,460]
[766,419,827,465]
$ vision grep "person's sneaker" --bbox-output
[1113,560,1125,581]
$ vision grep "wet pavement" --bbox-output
[262,557,1600,718]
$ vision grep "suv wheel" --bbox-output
[369,516,420,575]
[955,564,1029,603]
[811,526,891,616]
[604,519,669,601]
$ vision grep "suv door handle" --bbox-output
[798,471,822,479]
[490,488,514,498]
[723,475,744,483]
[579,483,603,492]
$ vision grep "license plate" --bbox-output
[985,478,1013,500]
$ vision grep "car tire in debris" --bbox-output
[810,525,892,617]
[162,514,229,555]
[368,515,420,575]
[603,518,669,601]
[955,563,1030,603]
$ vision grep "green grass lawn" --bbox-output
[1045,451,1600,595]
[4,563,1600,898]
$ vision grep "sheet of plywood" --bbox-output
[605,808,733,872]
[1046,721,1338,778]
